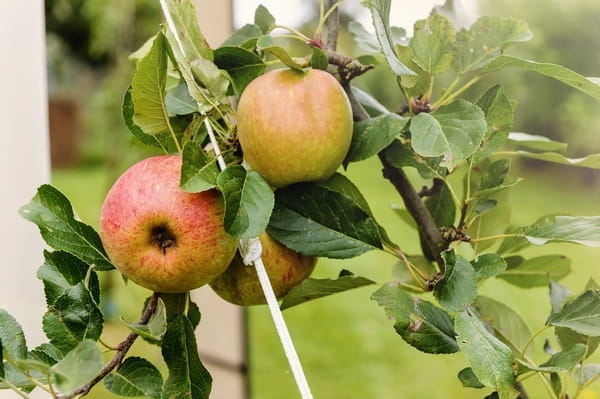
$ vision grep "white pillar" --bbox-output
[0,2,50,398]
[188,2,248,399]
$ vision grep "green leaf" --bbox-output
[164,33,226,112]
[550,281,573,315]
[410,12,455,75]
[507,132,567,152]
[131,33,171,136]
[383,139,439,179]
[453,17,532,73]
[580,363,600,386]
[30,343,63,365]
[164,0,213,62]
[469,198,497,220]
[351,86,390,117]
[348,21,381,54]
[165,81,199,116]
[221,24,263,47]
[122,89,174,152]
[256,35,303,71]
[254,4,275,34]
[344,113,408,166]
[51,340,103,396]
[434,251,477,312]
[42,282,104,353]
[480,159,509,191]
[425,182,456,228]
[469,189,512,254]
[213,46,266,95]
[104,357,163,399]
[280,271,375,310]
[187,301,201,330]
[19,185,113,271]
[473,85,514,163]
[372,283,459,354]
[362,0,416,75]
[455,308,515,395]
[482,55,600,101]
[556,327,600,359]
[267,179,383,258]
[162,315,212,399]
[519,343,586,373]
[472,159,521,199]
[410,99,487,169]
[395,44,432,95]
[180,140,219,192]
[547,290,600,336]
[38,250,100,306]
[498,255,571,288]
[458,367,485,389]
[190,58,230,103]
[474,296,532,355]
[122,298,167,345]
[311,46,329,70]
[472,253,507,279]
[217,165,274,239]
[521,216,600,247]
[0,310,27,362]
[505,150,600,169]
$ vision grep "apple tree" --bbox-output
[3,0,600,398]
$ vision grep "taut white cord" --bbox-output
[158,2,313,398]
[240,238,314,399]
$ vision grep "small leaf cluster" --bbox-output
[3,0,600,398]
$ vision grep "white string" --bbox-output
[240,238,314,399]
[158,2,313,398]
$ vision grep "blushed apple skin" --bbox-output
[210,233,317,305]
[99,155,238,293]
[236,68,353,188]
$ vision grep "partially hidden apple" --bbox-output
[209,232,317,305]
[236,68,353,188]
[99,155,238,293]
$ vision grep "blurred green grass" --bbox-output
[51,159,600,398]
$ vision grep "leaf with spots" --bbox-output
[372,283,459,354]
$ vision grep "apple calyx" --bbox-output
[150,224,177,255]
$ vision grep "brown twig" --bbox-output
[516,382,530,399]
[57,293,161,399]
[325,0,339,51]
[378,150,446,271]
[325,18,446,273]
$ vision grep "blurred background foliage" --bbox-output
[45,0,600,397]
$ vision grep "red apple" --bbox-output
[99,155,238,293]
[209,233,317,305]
[236,68,353,188]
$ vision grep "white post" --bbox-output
[0,1,50,397]
[187,2,248,399]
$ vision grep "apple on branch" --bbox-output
[236,68,353,188]
[210,232,317,306]
[99,155,238,293]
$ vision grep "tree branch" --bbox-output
[324,16,446,273]
[325,0,339,51]
[57,293,160,399]
[378,151,446,271]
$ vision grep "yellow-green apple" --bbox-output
[99,155,238,293]
[236,68,353,188]
[209,233,317,305]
